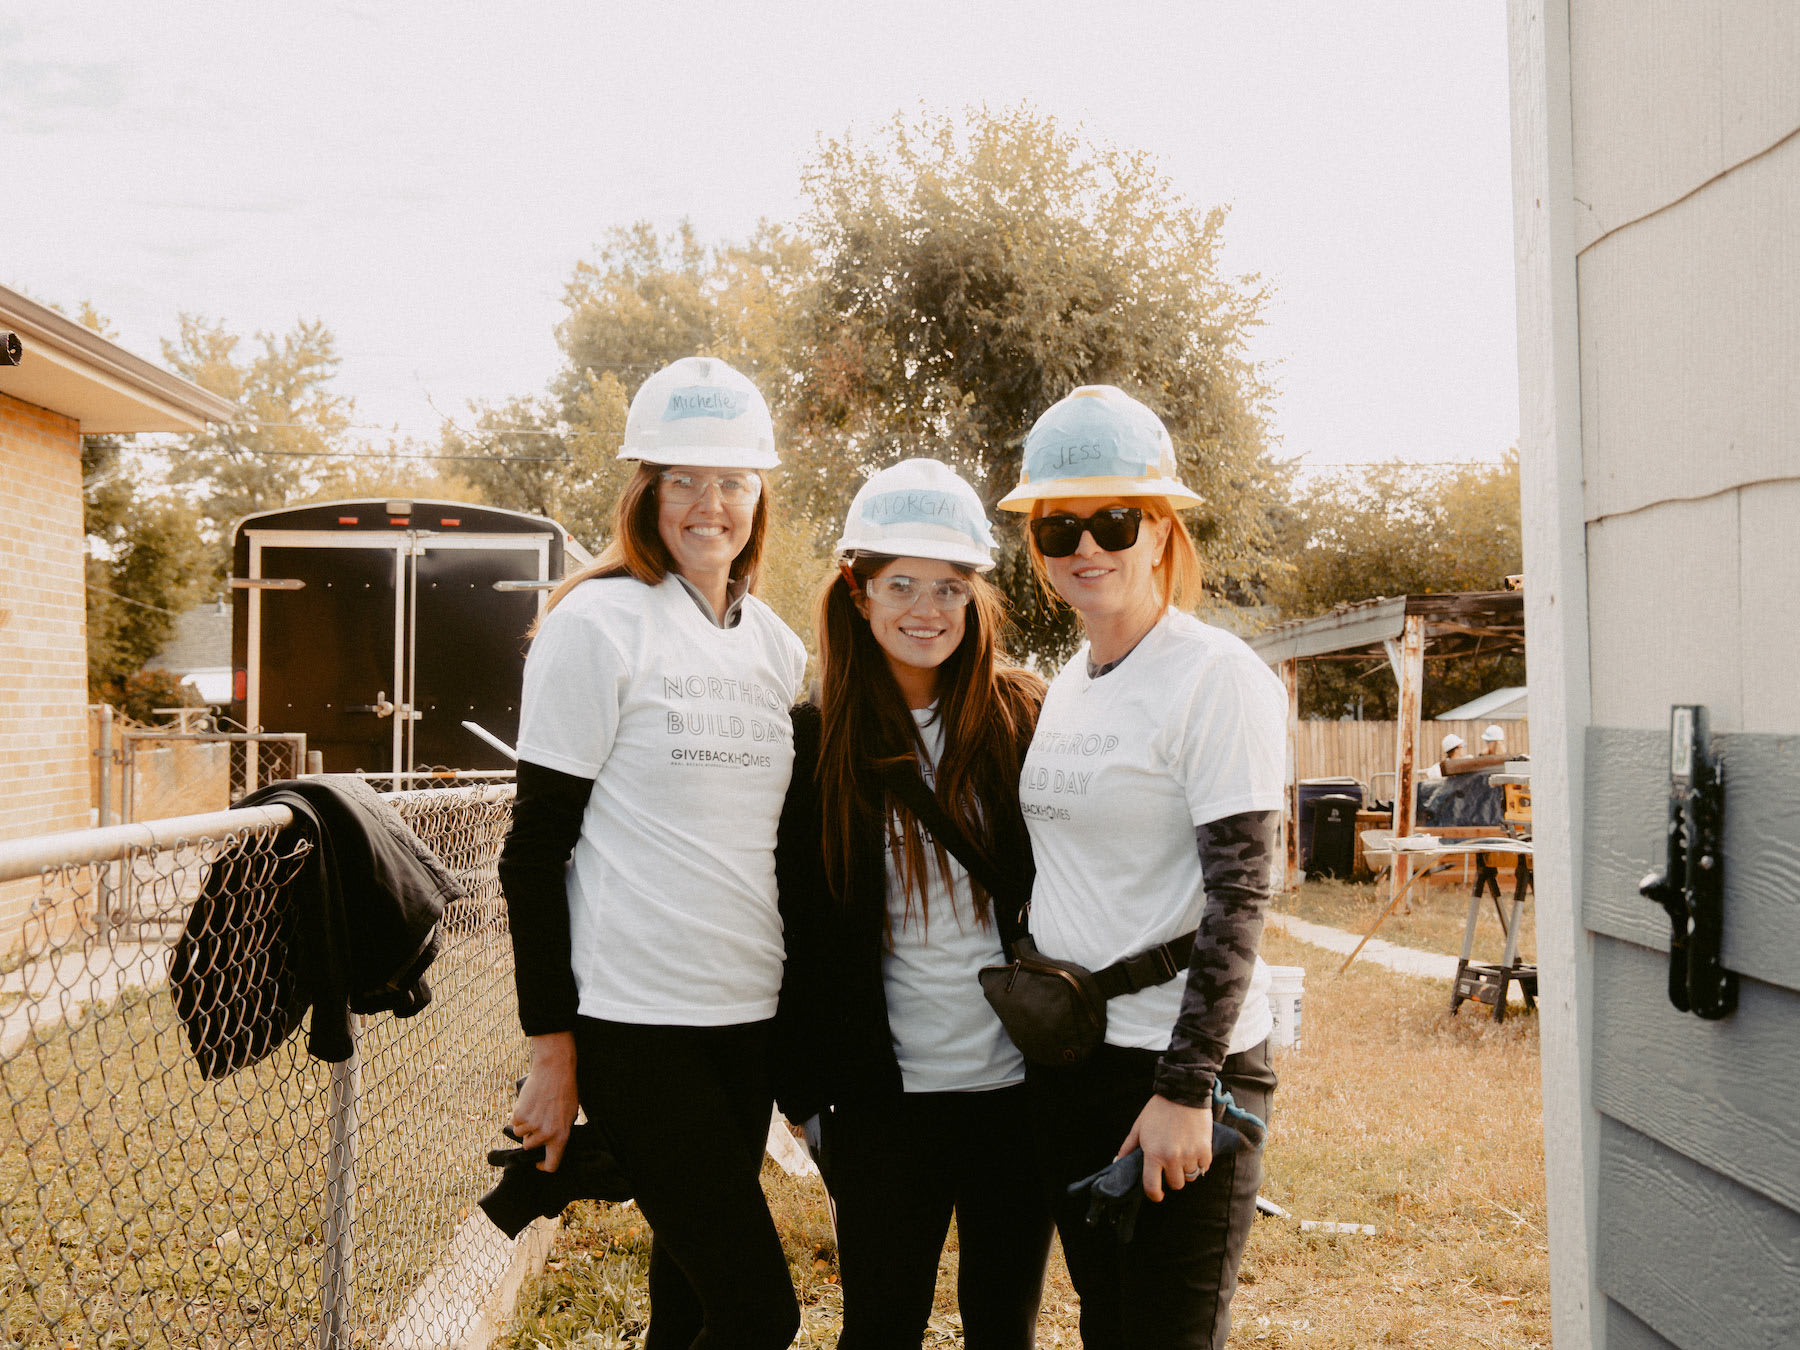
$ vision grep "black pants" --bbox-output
[1028,1040,1277,1350]
[820,1084,1053,1350]
[574,1017,800,1350]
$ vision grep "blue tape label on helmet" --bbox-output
[663,386,750,421]
[1024,436,1153,482]
[861,489,993,546]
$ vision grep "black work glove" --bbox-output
[1068,1083,1267,1245]
[478,1122,633,1239]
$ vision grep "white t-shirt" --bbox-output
[516,573,807,1025]
[1020,609,1287,1055]
[882,707,1025,1094]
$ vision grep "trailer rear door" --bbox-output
[248,534,407,775]
[407,534,550,771]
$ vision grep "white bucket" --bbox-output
[1267,965,1305,1051]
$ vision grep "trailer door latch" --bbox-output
[348,691,397,719]
[1638,705,1736,1019]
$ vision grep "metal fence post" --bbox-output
[318,1015,362,1350]
[94,705,115,929]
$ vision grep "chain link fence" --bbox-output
[0,784,533,1349]
[116,729,311,823]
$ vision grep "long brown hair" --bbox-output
[1024,495,1203,611]
[816,553,1044,937]
[539,462,771,619]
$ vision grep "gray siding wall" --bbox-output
[1571,4,1800,1344]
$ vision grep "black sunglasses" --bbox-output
[1029,507,1144,558]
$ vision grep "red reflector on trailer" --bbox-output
[440,517,461,527]
[388,517,408,526]
[337,515,358,524]
[233,669,247,701]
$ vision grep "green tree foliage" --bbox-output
[441,376,635,554]
[1271,453,1524,718]
[513,108,1282,662]
[456,224,829,633]
[785,107,1285,662]
[83,432,210,702]
[160,315,356,546]
[72,306,210,702]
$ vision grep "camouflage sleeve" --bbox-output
[1152,810,1280,1109]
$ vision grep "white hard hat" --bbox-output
[1482,724,1505,743]
[618,356,777,469]
[837,459,997,571]
[1442,732,1465,753]
[997,385,1203,512]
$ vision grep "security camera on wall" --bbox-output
[0,332,21,366]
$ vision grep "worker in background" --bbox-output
[1440,729,1508,778]
[1425,731,1466,779]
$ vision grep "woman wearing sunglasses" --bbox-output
[498,357,807,1349]
[997,386,1287,1350]
[775,458,1053,1350]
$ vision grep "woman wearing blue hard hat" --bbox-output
[775,458,1053,1349]
[997,387,1286,1349]
[498,356,806,1349]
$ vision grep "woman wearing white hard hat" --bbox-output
[999,386,1286,1349]
[1428,731,1467,779]
[775,458,1053,1349]
[498,356,806,1348]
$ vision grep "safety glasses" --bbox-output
[862,575,974,610]
[1028,506,1144,558]
[658,470,762,505]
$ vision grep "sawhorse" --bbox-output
[1450,852,1537,1022]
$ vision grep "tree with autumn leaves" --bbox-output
[87,103,1520,711]
[464,107,1287,662]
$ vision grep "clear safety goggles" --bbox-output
[863,575,974,610]
[658,470,763,506]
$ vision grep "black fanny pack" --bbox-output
[881,764,1194,1070]
[976,930,1195,1069]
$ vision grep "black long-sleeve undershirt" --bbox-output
[1152,809,1281,1109]
[496,759,594,1036]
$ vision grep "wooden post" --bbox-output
[1281,658,1300,891]
[1510,0,1600,1340]
[1390,613,1426,903]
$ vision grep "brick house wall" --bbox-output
[0,389,90,943]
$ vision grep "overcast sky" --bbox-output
[3,2,1519,471]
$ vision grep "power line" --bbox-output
[85,582,183,616]
[1296,459,1512,470]
[121,443,570,465]
[231,421,570,437]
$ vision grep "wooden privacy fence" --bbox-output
[1298,719,1530,801]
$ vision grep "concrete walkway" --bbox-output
[0,941,169,1056]
[1266,912,1528,1003]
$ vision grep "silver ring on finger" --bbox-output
[1184,1166,1201,1181]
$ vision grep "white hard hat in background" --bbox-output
[837,459,997,570]
[618,356,778,468]
[1482,725,1505,743]
[997,385,1204,511]
[1442,732,1465,753]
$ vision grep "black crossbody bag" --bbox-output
[880,764,1195,1069]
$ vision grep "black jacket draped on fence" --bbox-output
[171,775,461,1077]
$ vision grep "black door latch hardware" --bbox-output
[1638,705,1737,1019]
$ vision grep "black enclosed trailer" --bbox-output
[229,498,580,780]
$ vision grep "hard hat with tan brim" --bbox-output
[997,385,1204,511]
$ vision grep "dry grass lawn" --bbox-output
[1281,876,1537,966]
[496,919,1549,1348]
